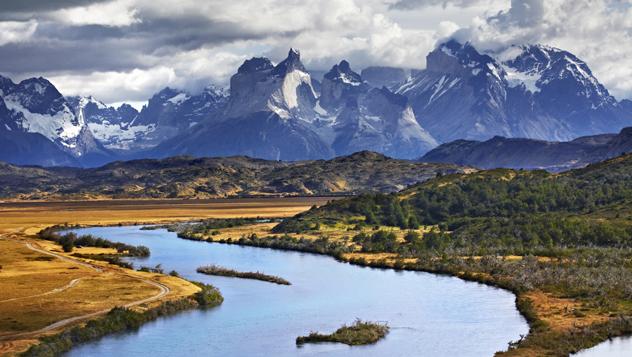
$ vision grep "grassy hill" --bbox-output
[279,153,632,249]
[0,151,468,200]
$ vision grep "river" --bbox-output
[66,226,529,357]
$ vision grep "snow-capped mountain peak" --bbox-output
[501,44,613,106]
[1,77,87,151]
[320,60,368,112]
[427,40,504,80]
[273,48,306,76]
[324,60,363,86]
[396,39,632,144]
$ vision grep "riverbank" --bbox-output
[171,220,632,356]
[21,283,222,356]
[3,196,620,356]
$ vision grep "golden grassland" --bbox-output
[0,197,327,356]
[0,197,331,235]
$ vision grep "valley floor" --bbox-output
[1,197,626,356]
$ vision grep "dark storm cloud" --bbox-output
[39,23,126,41]
[0,38,145,73]
[0,18,255,76]
[130,16,275,53]
[0,0,108,12]
[0,9,297,76]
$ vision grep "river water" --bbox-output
[65,226,529,357]
[574,336,632,357]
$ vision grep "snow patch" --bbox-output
[313,100,328,116]
[88,122,155,150]
[167,93,190,105]
[79,96,107,110]
[503,65,542,93]
[440,45,456,58]
[281,70,314,109]
[334,73,361,86]
[4,98,82,146]
[486,63,502,80]
[267,101,291,119]
[27,82,47,95]
[427,76,460,105]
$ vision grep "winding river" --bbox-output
[66,226,528,357]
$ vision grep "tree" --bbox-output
[62,241,74,252]
[404,231,420,244]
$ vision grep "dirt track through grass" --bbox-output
[0,238,171,342]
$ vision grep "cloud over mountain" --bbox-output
[0,0,629,105]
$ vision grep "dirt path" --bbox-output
[2,277,171,341]
[24,241,103,272]
[0,278,82,304]
[0,238,171,342]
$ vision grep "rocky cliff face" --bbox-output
[68,85,228,152]
[153,50,437,161]
[316,60,437,159]
[319,60,367,111]
[153,50,332,161]
[225,49,318,121]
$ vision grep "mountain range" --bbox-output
[422,126,632,172]
[1,40,631,167]
[0,151,467,199]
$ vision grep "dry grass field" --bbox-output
[0,197,332,235]
[0,197,327,356]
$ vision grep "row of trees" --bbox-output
[39,229,150,256]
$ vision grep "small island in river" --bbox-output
[296,320,389,346]
[197,265,291,285]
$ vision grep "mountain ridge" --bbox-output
[421,126,632,171]
[0,151,469,200]
[1,41,631,167]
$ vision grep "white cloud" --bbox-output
[108,100,147,111]
[0,20,38,46]
[47,66,176,103]
[389,0,502,10]
[165,47,250,92]
[50,0,140,27]
[46,48,248,104]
